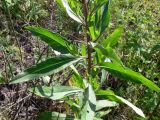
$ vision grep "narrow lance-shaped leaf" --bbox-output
[90,0,109,16]
[115,96,145,118]
[100,1,110,34]
[96,100,118,111]
[61,0,83,23]
[88,0,110,40]
[98,63,160,92]
[11,55,82,84]
[29,86,83,100]
[101,28,123,48]
[96,90,145,118]
[25,26,73,54]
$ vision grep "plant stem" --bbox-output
[82,0,92,73]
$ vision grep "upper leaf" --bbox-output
[61,0,83,23]
[100,1,110,34]
[88,0,110,40]
[25,26,74,54]
[11,55,82,84]
[101,28,123,48]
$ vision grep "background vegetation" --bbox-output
[0,0,159,119]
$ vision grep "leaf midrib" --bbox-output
[25,57,78,74]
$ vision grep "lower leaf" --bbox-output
[29,86,83,100]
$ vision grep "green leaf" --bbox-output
[100,69,108,84]
[11,55,82,84]
[66,99,80,112]
[96,100,118,111]
[96,89,121,103]
[96,90,145,118]
[25,26,72,54]
[94,109,112,119]
[56,0,64,9]
[100,1,110,34]
[101,28,123,48]
[92,43,123,66]
[90,0,109,16]
[99,63,160,92]
[88,0,110,40]
[61,0,83,23]
[115,96,145,118]
[37,111,75,120]
[81,84,96,120]
[71,73,84,89]
[81,43,87,57]
[29,86,83,100]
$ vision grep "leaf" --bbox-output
[81,43,87,57]
[37,111,74,120]
[70,72,84,88]
[29,86,83,100]
[88,0,110,40]
[96,90,145,118]
[61,0,83,23]
[100,69,108,84]
[98,63,160,92]
[11,55,82,84]
[100,1,110,34]
[92,43,123,66]
[96,100,118,111]
[66,99,80,112]
[94,109,112,119]
[81,84,96,120]
[115,96,145,118]
[25,26,72,54]
[96,89,121,103]
[101,28,123,48]
[90,0,109,16]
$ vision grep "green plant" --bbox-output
[9,0,160,119]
